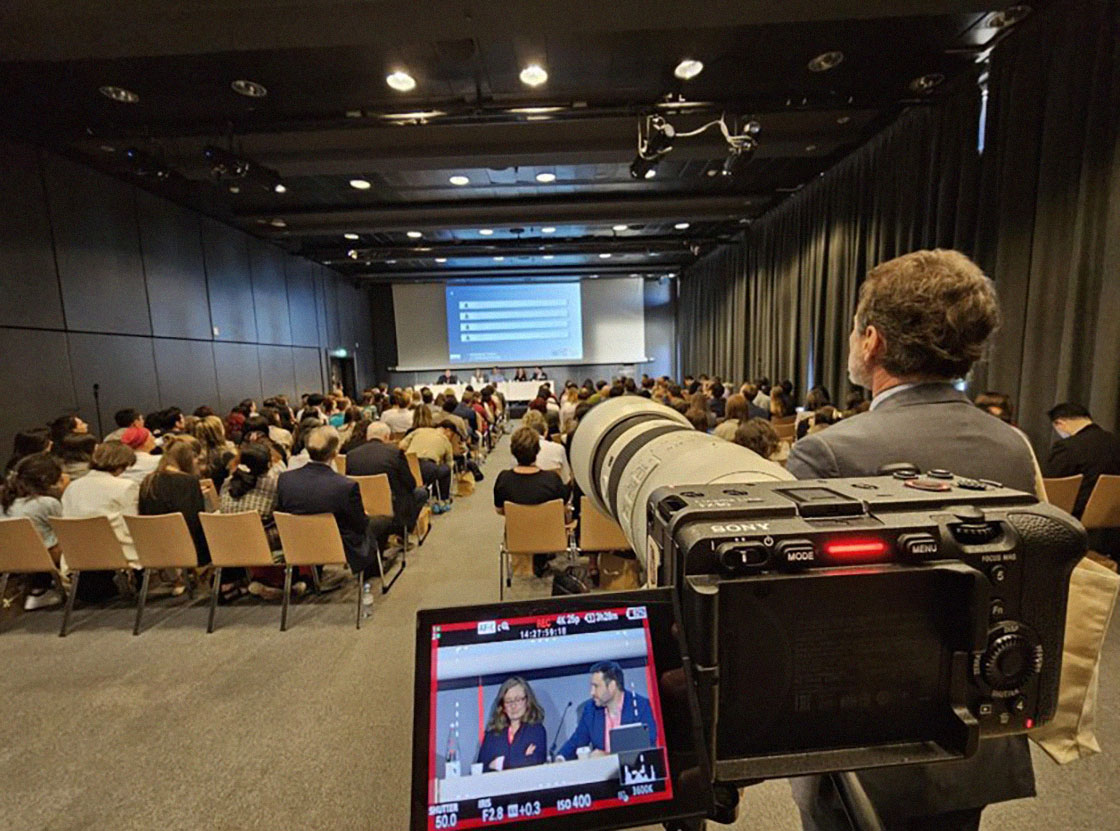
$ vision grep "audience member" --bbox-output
[105,408,143,443]
[713,394,749,441]
[138,436,214,578]
[1044,403,1120,518]
[261,406,294,450]
[60,440,140,563]
[337,406,365,445]
[752,377,771,412]
[192,415,235,492]
[520,410,570,483]
[842,389,870,417]
[58,433,97,481]
[49,414,88,451]
[493,427,570,577]
[5,427,52,474]
[769,388,796,423]
[380,391,414,435]
[796,387,833,440]
[347,422,429,531]
[559,386,580,434]
[0,453,68,609]
[708,381,726,418]
[975,391,1015,425]
[287,416,324,470]
[399,406,454,510]
[120,426,161,484]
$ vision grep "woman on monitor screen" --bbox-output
[477,677,548,772]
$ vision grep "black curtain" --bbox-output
[975,0,1120,450]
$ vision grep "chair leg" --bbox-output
[132,568,152,636]
[0,572,9,610]
[377,540,389,594]
[309,565,322,594]
[206,566,222,634]
[355,572,363,630]
[281,565,292,632]
[60,571,80,638]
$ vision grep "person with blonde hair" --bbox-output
[61,440,140,563]
[138,435,215,569]
[520,410,570,483]
[477,677,547,772]
[400,405,454,511]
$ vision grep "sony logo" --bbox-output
[711,522,771,533]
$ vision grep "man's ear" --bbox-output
[863,324,886,362]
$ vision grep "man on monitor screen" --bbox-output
[554,661,658,761]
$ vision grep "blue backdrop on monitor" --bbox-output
[445,282,584,365]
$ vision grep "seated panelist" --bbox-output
[554,661,657,761]
[477,677,547,772]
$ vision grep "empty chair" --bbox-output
[123,513,200,635]
[0,518,63,628]
[348,473,406,593]
[405,452,437,539]
[1043,475,1084,516]
[1082,474,1120,530]
[273,512,363,630]
[47,516,133,637]
[333,454,347,475]
[501,499,575,600]
[578,497,639,591]
[198,511,278,633]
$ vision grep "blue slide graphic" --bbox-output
[445,283,583,365]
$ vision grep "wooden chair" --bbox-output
[772,417,796,443]
[577,498,640,590]
[333,454,347,475]
[1082,474,1120,531]
[406,452,440,528]
[501,499,575,600]
[274,512,364,630]
[0,518,63,627]
[1042,475,1084,516]
[198,511,278,633]
[349,474,406,594]
[123,513,200,635]
[47,516,133,637]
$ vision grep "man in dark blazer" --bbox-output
[1044,402,1120,518]
[787,250,1038,831]
[276,425,379,579]
[344,421,428,529]
[435,369,458,384]
[554,661,658,761]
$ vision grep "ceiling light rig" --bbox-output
[230,79,268,98]
[203,145,285,193]
[808,51,844,72]
[674,59,704,80]
[630,113,760,180]
[99,85,140,104]
[124,146,173,180]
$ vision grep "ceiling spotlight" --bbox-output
[228,184,241,193]
[100,145,116,153]
[269,218,287,228]
[804,144,818,152]
[535,172,557,183]
[387,259,398,264]
[99,85,139,104]
[909,73,946,94]
[613,224,628,231]
[519,64,548,87]
[344,233,360,241]
[479,228,494,236]
[231,79,267,98]
[407,231,423,238]
[599,253,612,259]
[721,140,757,177]
[836,115,851,124]
[347,249,359,259]
[674,222,690,230]
[273,183,287,193]
[808,51,844,72]
[674,59,704,80]
[541,227,556,234]
[386,70,417,92]
[349,178,372,190]
[644,168,657,179]
[631,115,675,179]
[204,145,282,192]
[449,175,470,186]
[988,5,1032,28]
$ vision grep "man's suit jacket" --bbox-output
[344,440,419,526]
[556,692,658,761]
[276,461,369,570]
[436,374,458,384]
[787,382,1037,822]
[1044,423,1120,517]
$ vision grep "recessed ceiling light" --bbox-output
[541,227,556,234]
[99,85,139,104]
[644,169,656,179]
[613,224,628,231]
[804,144,817,152]
[836,115,851,124]
[535,172,557,183]
[674,222,690,230]
[599,253,612,259]
[909,73,946,94]
[706,169,718,177]
[231,79,267,98]
[269,218,287,228]
[344,233,360,241]
[449,175,470,186]
[349,178,371,190]
[273,183,287,193]
[407,231,422,238]
[493,256,505,261]
[479,228,494,236]
[347,249,359,259]
[387,259,398,264]
[386,70,417,92]
[808,51,844,73]
[507,106,565,114]
[100,145,116,153]
[228,185,241,194]
[435,257,448,263]
[519,64,548,87]
[542,255,554,260]
[381,110,444,122]
[674,59,704,80]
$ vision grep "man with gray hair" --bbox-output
[344,421,429,530]
[277,426,381,595]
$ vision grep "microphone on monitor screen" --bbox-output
[549,701,574,760]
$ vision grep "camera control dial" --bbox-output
[977,621,1043,693]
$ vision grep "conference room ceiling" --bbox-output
[0,1,1038,281]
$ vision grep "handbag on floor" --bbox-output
[551,565,590,596]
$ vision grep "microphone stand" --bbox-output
[92,383,104,438]
[549,701,573,760]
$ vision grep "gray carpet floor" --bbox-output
[1,435,1117,830]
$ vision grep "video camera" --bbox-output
[411,398,1085,831]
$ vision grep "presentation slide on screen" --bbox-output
[445,283,583,365]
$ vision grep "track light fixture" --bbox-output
[203,145,284,194]
[631,113,761,180]
[124,146,173,181]
[629,115,676,179]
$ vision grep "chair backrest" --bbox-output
[1082,474,1120,530]
[1042,475,1083,516]
[198,511,276,568]
[350,474,393,517]
[579,497,631,553]
[448,431,465,457]
[48,515,131,570]
[505,499,568,554]
[273,512,346,566]
[406,452,424,489]
[124,513,200,569]
[0,517,58,574]
[772,419,796,442]
[333,454,347,475]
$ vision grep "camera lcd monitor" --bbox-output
[411,591,711,831]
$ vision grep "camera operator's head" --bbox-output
[848,249,999,395]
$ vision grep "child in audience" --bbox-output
[0,453,69,609]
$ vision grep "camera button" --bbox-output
[928,469,954,479]
[777,540,816,565]
[990,565,1008,583]
[990,599,1007,620]
[899,533,939,558]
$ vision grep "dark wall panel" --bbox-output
[249,239,292,345]
[153,339,218,411]
[0,143,64,329]
[45,156,151,336]
[286,259,319,347]
[314,266,330,347]
[293,347,324,397]
[67,333,160,426]
[258,345,297,401]
[0,328,76,451]
[213,342,263,414]
[201,218,257,342]
[137,191,211,340]
[337,282,358,352]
